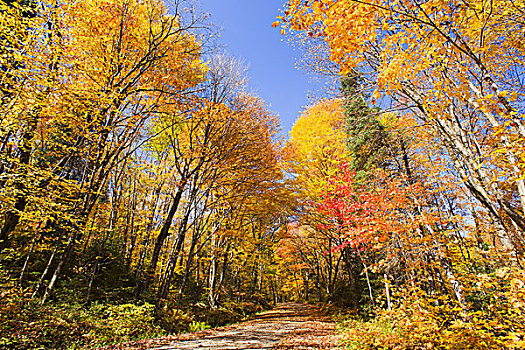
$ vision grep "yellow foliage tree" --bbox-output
[280,0,525,252]
[286,98,348,194]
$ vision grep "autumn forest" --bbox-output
[1,0,524,349]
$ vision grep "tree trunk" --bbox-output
[384,274,391,311]
[360,256,376,309]
[41,234,75,304]
[31,244,58,299]
[137,181,185,297]
[156,210,190,311]
[208,233,218,309]
[85,258,99,304]
[177,227,200,303]
[0,117,35,249]
[19,231,39,286]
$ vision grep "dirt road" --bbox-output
[102,303,341,350]
[154,303,340,349]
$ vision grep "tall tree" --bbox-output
[280,0,525,252]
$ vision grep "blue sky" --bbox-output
[197,0,317,137]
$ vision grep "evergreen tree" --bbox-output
[340,73,389,174]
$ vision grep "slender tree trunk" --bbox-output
[41,234,75,304]
[85,258,99,304]
[0,117,35,249]
[19,231,39,286]
[1,16,61,248]
[137,181,185,297]
[134,180,164,298]
[258,262,263,292]
[384,274,391,311]
[208,257,218,308]
[316,262,322,302]
[156,212,189,311]
[177,228,199,303]
[0,129,13,189]
[360,255,376,309]
[32,244,58,299]
[327,239,333,297]
[126,230,137,269]
[215,246,230,300]
[208,233,218,308]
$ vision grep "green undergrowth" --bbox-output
[0,246,272,350]
[0,288,270,350]
[1,290,164,349]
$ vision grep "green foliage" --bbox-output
[86,303,165,345]
[229,301,264,318]
[0,297,167,349]
[0,269,272,349]
[200,307,242,327]
[76,239,137,302]
[341,317,397,350]
[1,264,183,350]
[156,307,194,334]
[340,74,389,174]
[189,320,211,332]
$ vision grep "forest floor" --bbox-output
[98,303,342,350]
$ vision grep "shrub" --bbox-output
[85,302,165,345]
[156,307,194,334]
[189,321,210,332]
[203,307,241,327]
[340,274,525,350]
[0,298,166,349]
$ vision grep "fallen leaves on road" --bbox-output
[94,303,342,350]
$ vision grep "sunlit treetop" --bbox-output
[288,98,348,178]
